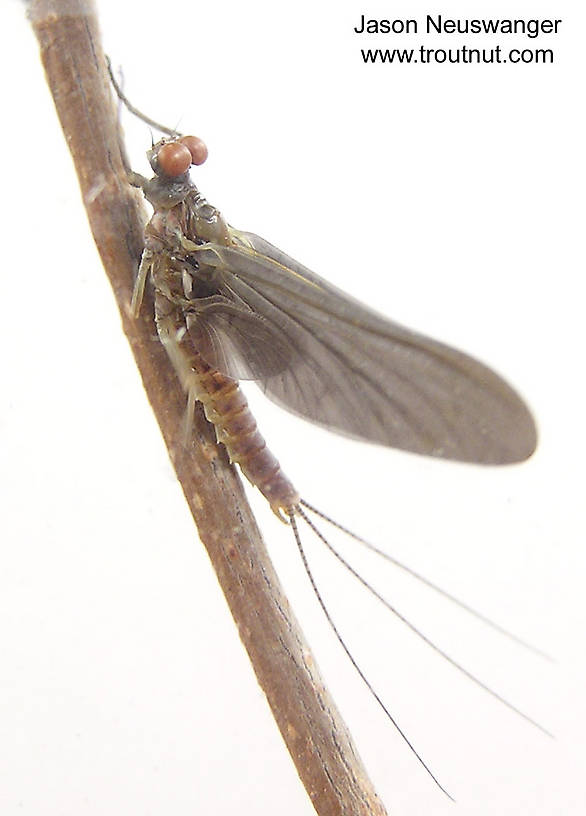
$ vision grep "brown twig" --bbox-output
[27,2,388,814]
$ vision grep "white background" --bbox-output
[2,1,584,814]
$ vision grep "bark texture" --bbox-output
[28,2,389,813]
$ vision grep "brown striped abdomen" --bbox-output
[154,294,300,520]
[193,358,300,519]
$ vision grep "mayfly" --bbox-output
[113,75,544,796]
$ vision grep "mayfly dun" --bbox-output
[110,68,546,797]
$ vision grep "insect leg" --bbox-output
[131,249,153,317]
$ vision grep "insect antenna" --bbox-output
[295,503,552,737]
[300,500,553,662]
[106,56,182,138]
[289,512,455,800]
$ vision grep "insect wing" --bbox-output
[192,232,536,464]
[185,295,293,381]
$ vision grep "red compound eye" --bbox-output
[157,141,192,177]
[179,135,208,166]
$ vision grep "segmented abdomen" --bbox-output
[155,294,300,520]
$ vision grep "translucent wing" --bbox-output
[190,232,536,464]
[184,295,293,380]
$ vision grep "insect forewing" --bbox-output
[190,232,536,465]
